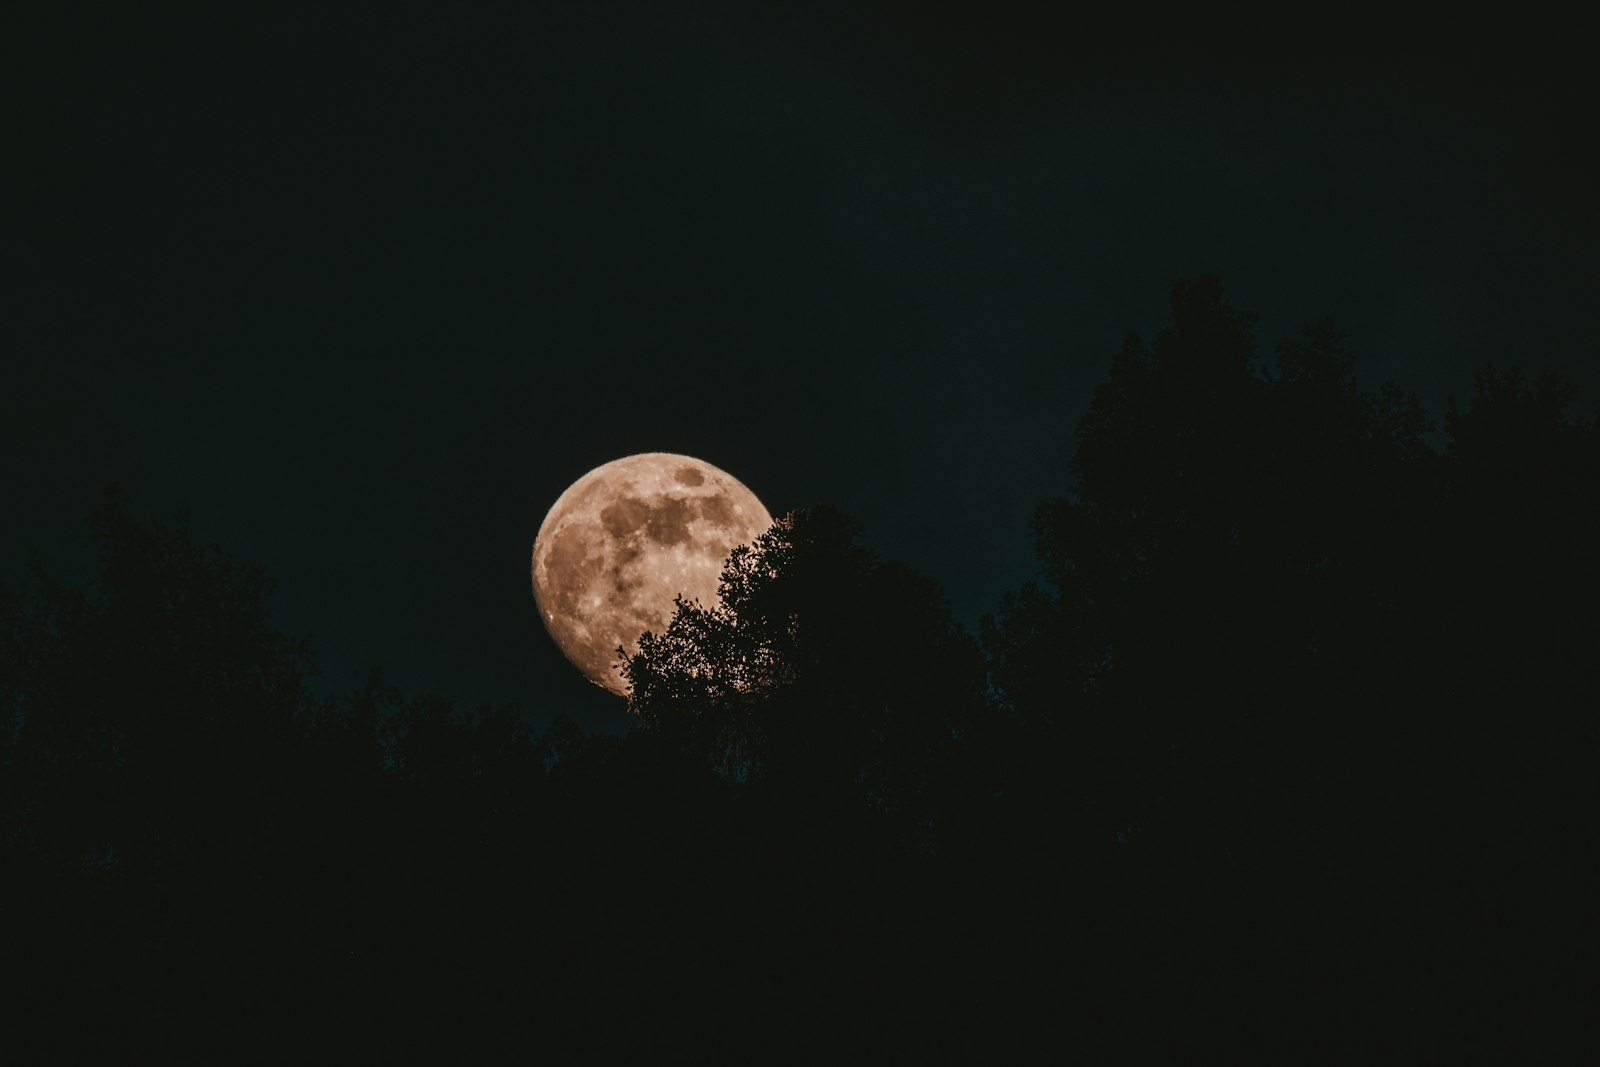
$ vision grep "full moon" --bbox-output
[531,453,773,697]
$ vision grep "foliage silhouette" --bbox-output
[623,505,993,841]
[4,281,1595,1055]
[982,277,1597,1045]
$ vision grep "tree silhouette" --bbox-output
[982,277,1598,1046]
[623,505,993,845]
[0,490,559,1050]
[3,488,314,887]
[5,282,1594,1054]
[2,488,324,1043]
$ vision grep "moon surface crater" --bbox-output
[532,453,773,697]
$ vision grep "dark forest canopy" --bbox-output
[4,279,1595,1056]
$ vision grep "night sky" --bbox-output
[7,4,1595,736]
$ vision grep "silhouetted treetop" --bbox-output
[2,487,318,881]
[623,506,990,827]
[991,278,1441,858]
[1445,363,1592,477]
[986,278,1598,982]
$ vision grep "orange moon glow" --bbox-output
[531,453,773,697]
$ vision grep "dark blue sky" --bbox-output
[6,3,1595,733]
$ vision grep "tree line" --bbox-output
[4,278,1594,1056]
